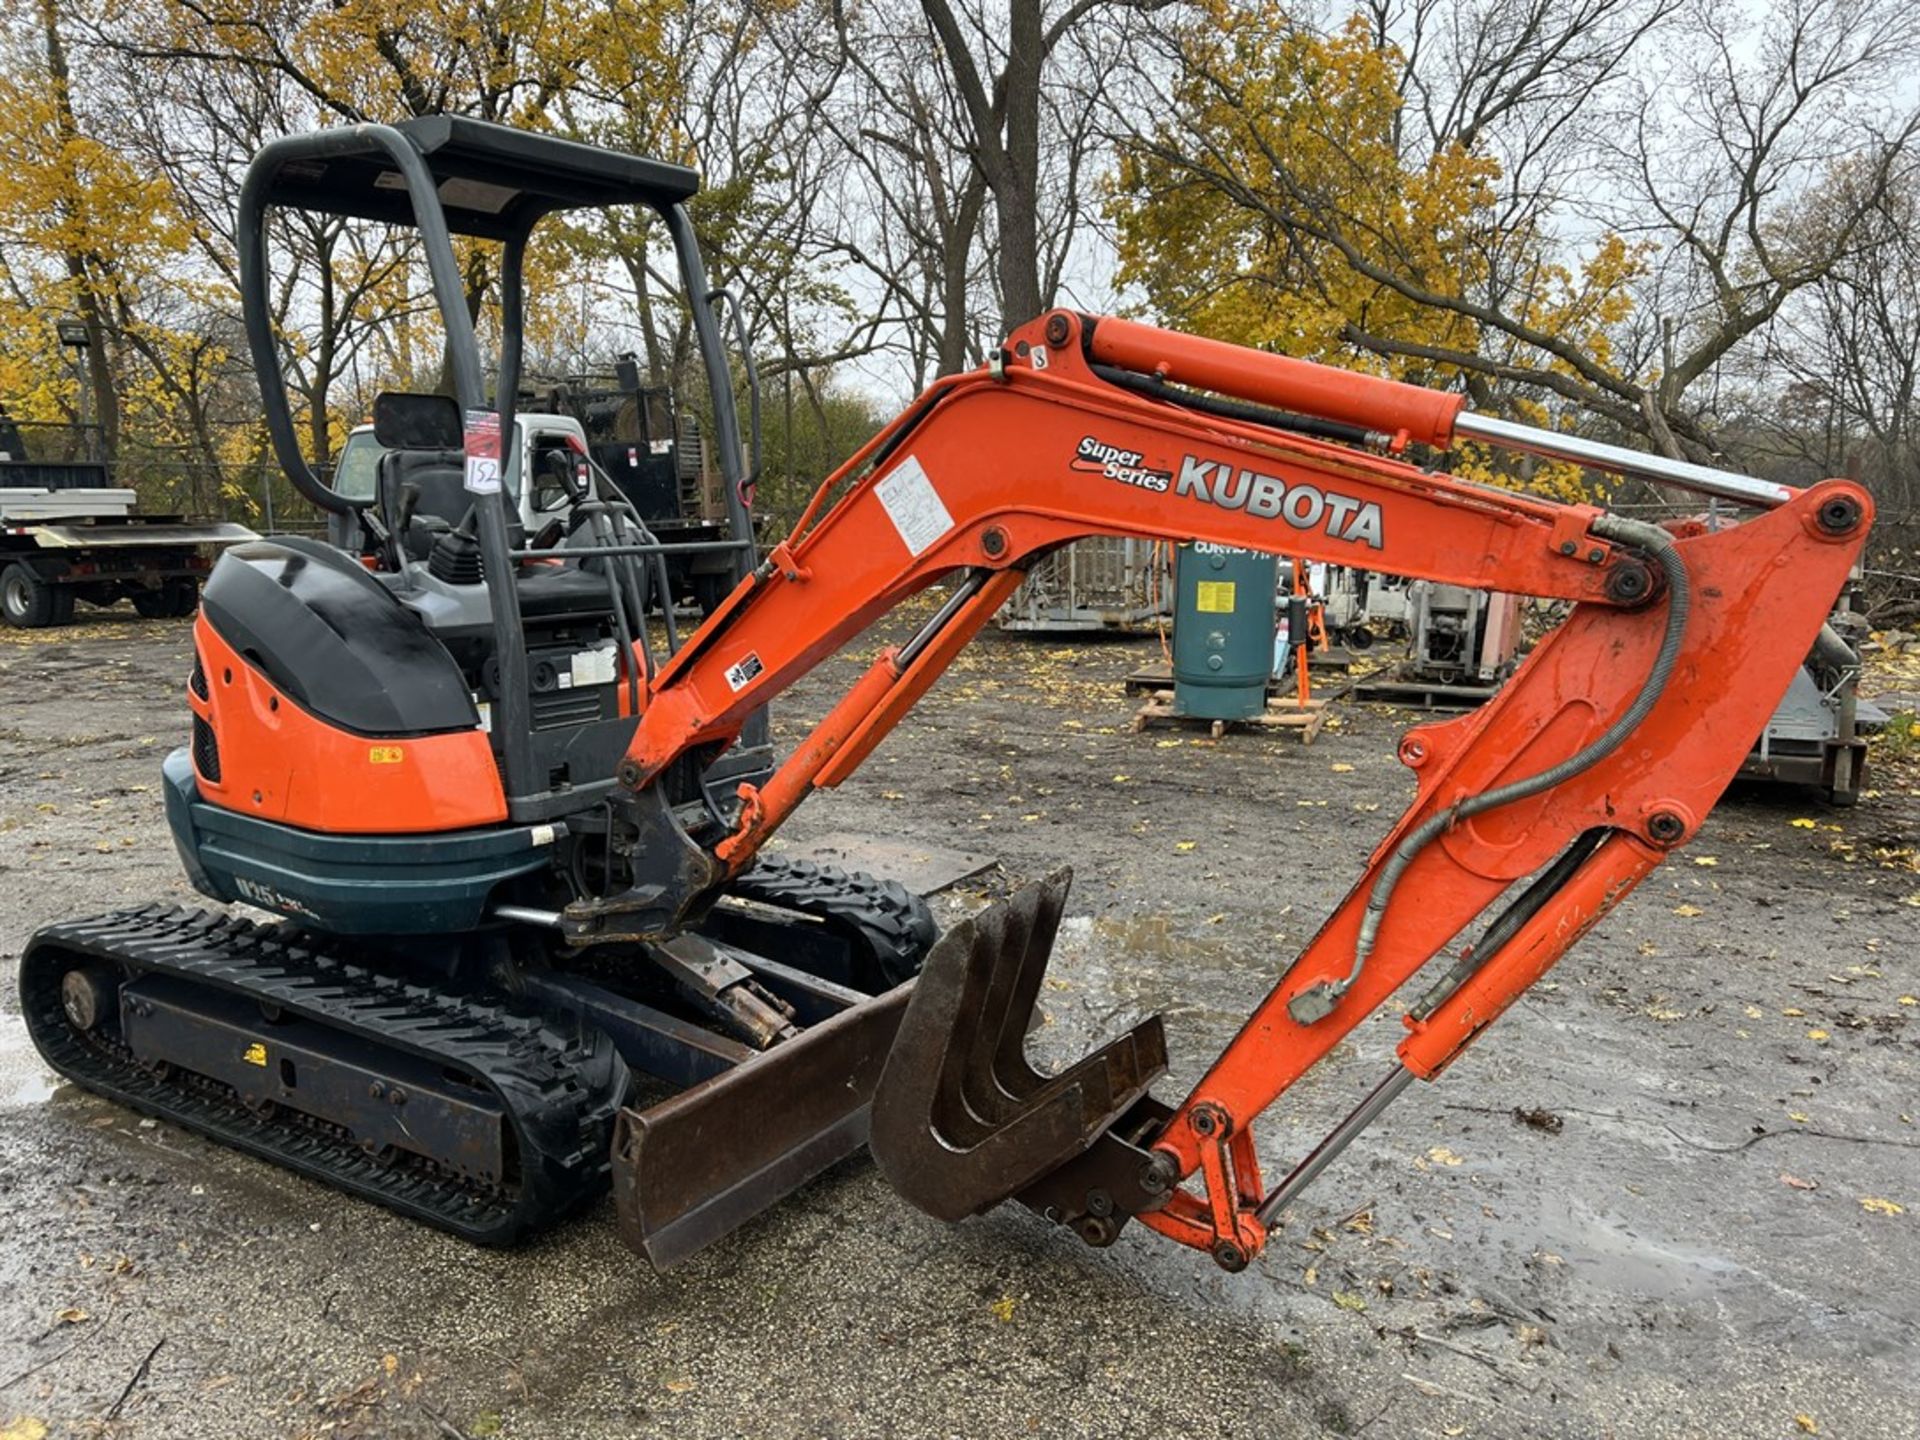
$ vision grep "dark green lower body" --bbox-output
[161,748,553,935]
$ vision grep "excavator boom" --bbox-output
[583,310,1869,1270]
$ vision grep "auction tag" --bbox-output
[464,409,503,494]
[874,454,954,558]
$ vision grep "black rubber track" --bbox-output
[20,867,935,1245]
[729,856,938,987]
[20,906,628,1244]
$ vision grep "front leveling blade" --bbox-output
[869,870,1168,1223]
[613,980,913,1268]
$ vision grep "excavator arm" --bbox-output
[584,309,1869,1271]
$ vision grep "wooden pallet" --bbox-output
[1349,675,1499,711]
[1123,650,1353,696]
[1131,688,1331,742]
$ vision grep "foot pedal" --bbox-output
[870,870,1167,1223]
[612,981,913,1268]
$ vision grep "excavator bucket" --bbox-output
[612,980,914,1268]
[869,870,1168,1223]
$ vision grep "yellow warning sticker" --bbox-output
[1195,581,1237,613]
[368,746,404,764]
[242,1042,268,1067]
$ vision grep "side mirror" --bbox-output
[372,392,462,450]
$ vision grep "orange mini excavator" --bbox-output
[22,119,1870,1275]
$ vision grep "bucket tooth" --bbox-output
[870,870,1168,1224]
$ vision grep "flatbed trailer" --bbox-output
[1,475,257,628]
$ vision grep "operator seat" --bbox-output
[373,445,617,624]
[382,447,473,561]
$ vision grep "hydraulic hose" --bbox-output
[1288,514,1692,1024]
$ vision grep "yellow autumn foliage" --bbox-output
[1110,4,1649,503]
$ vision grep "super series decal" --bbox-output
[1073,435,1385,549]
[1072,435,1173,491]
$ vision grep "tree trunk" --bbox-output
[309,257,335,465]
[938,175,989,374]
[995,0,1045,329]
[40,0,121,461]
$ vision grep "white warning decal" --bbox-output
[874,454,955,558]
[724,651,765,692]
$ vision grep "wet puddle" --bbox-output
[0,1010,62,1110]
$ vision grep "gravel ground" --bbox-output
[2,609,1916,1439]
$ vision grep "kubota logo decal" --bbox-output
[1073,435,1385,549]
[1173,456,1385,548]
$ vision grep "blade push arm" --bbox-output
[595,309,1869,1268]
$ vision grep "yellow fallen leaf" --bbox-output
[1807,1029,1830,1043]
[1303,1265,1318,1286]
[664,1377,695,1393]
[1111,774,1131,784]
[1898,996,1917,1007]
[988,1294,1017,1322]
[1153,739,1182,748]
[1860,1196,1905,1216]
[0,1418,50,1440]
[1330,762,1354,773]
[1782,1007,1805,1017]
[1672,903,1704,917]
[1744,1005,1763,1019]
[1789,1112,1810,1124]
[1795,1416,1818,1435]
[52,1307,88,1326]
[382,1353,398,1377]
[1427,1146,1464,1167]
[1173,840,1197,852]
[1692,855,1719,867]
[1790,817,1817,829]
[1331,1290,1368,1312]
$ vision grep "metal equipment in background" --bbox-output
[1335,556,1881,804]
[529,355,747,616]
[1171,542,1278,722]
[1402,581,1522,688]
[1325,565,1524,707]
[1,405,256,627]
[1320,565,1407,649]
[1132,545,1330,741]
[1740,575,1884,805]
[996,536,1169,631]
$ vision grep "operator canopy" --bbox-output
[257,114,701,240]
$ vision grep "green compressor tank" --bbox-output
[1172,543,1279,720]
